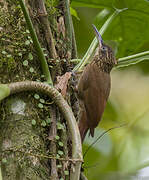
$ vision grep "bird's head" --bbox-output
[92,24,117,69]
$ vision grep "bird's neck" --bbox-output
[92,55,113,73]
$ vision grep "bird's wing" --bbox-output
[77,65,91,99]
[84,65,111,130]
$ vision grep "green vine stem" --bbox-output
[71,51,149,69]
[73,11,119,72]
[18,0,53,85]
[116,51,149,68]
[71,20,78,59]
[0,81,82,180]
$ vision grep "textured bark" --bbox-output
[0,96,50,180]
[0,0,82,179]
[0,1,50,179]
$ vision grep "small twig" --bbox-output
[61,124,69,179]
[37,0,57,59]
[49,106,58,179]
[64,0,73,58]
[72,27,78,58]
[71,13,78,59]
[83,124,127,158]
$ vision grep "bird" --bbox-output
[77,24,117,142]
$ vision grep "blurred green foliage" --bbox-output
[71,0,149,179]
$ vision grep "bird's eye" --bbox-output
[101,46,107,51]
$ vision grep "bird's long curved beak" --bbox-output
[92,24,103,49]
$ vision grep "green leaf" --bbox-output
[38,103,44,108]
[18,52,22,56]
[56,154,60,159]
[26,29,30,33]
[28,53,33,60]
[57,122,64,130]
[71,0,113,8]
[72,0,149,58]
[58,150,64,156]
[34,93,40,99]
[58,142,64,147]
[2,50,7,55]
[64,170,69,175]
[55,135,60,140]
[41,75,45,78]
[41,120,46,127]
[25,40,30,45]
[23,60,28,66]
[57,164,62,168]
[0,84,10,101]
[32,119,36,125]
[7,54,12,58]
[46,117,51,124]
[59,178,64,180]
[29,67,34,73]
[39,98,45,103]
[2,158,7,163]
[104,8,149,58]
[70,7,80,20]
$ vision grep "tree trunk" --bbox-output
[0,0,82,179]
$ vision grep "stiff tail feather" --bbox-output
[78,110,89,142]
[89,128,95,137]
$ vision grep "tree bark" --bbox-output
[0,0,82,179]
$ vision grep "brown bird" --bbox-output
[77,25,117,142]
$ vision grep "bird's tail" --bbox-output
[89,128,95,138]
[78,110,89,142]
